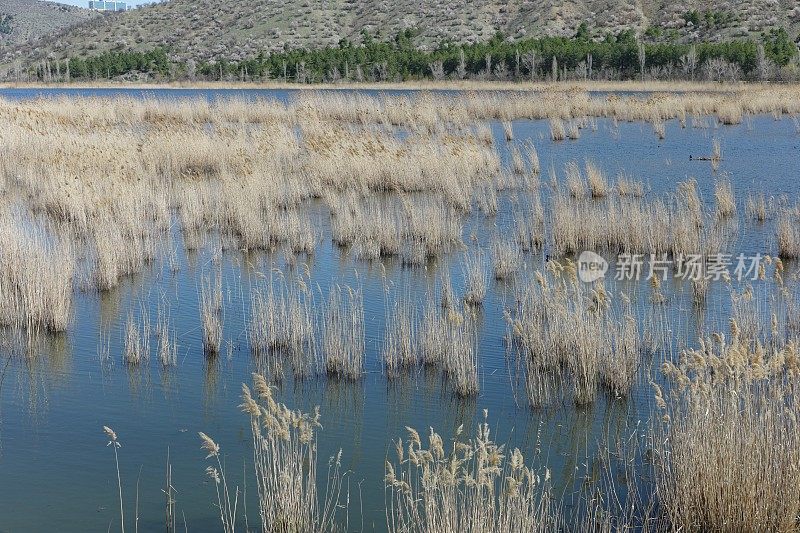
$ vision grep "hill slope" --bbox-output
[2,0,799,67]
[0,0,97,47]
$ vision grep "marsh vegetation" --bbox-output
[0,85,799,531]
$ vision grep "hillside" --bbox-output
[0,0,97,47]
[1,0,799,68]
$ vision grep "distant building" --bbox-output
[88,1,129,11]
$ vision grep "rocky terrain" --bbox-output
[1,0,798,67]
[0,0,96,47]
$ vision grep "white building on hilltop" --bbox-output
[88,1,129,11]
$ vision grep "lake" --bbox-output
[0,87,798,531]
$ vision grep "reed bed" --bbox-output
[654,331,800,531]
[523,140,541,180]
[462,249,488,306]
[513,191,545,252]
[330,193,463,264]
[615,173,644,198]
[585,160,609,199]
[249,272,317,379]
[442,306,480,397]
[0,89,794,326]
[13,86,800,530]
[509,265,641,406]
[322,284,364,380]
[292,86,800,126]
[383,295,418,378]
[379,286,479,396]
[123,312,145,365]
[200,272,222,357]
[777,212,800,258]
[713,177,736,219]
[492,240,521,280]
[548,170,740,260]
[419,294,447,366]
[385,413,559,533]
[0,215,73,332]
[156,306,177,368]
[746,191,770,221]
[549,118,566,141]
[239,374,346,532]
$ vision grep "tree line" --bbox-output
[14,27,800,83]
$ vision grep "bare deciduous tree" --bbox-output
[296,61,307,84]
[680,45,697,81]
[429,60,445,80]
[493,61,508,80]
[457,48,467,79]
[521,51,538,81]
[756,44,773,81]
[374,61,388,82]
[637,41,646,81]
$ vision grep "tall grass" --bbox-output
[123,312,144,365]
[385,412,559,532]
[654,332,800,531]
[463,249,487,306]
[0,217,73,332]
[523,140,541,178]
[383,295,418,377]
[442,306,480,397]
[585,160,609,198]
[615,173,644,197]
[322,284,364,379]
[249,272,317,378]
[513,191,544,252]
[200,272,222,356]
[746,191,769,221]
[509,266,640,407]
[240,374,346,532]
[492,240,521,280]
[156,305,177,368]
[777,212,800,258]
[419,294,447,366]
[549,118,566,141]
[714,177,736,219]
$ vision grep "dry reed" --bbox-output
[654,331,800,531]
[385,412,559,532]
[492,240,521,280]
[200,272,222,356]
[383,295,418,377]
[322,284,364,379]
[509,265,640,406]
[249,272,317,378]
[714,177,736,219]
[746,192,769,221]
[463,249,488,306]
[240,374,346,532]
